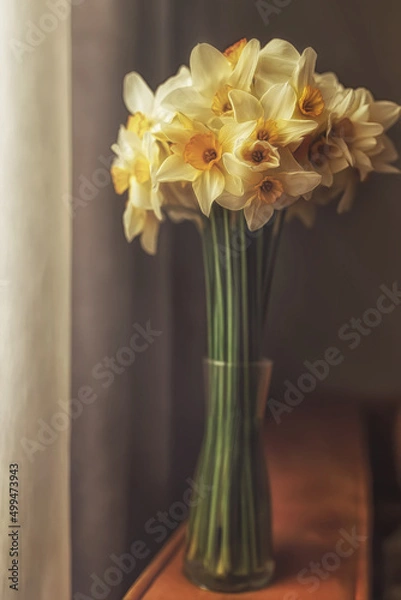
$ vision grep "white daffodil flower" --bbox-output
[111,127,165,252]
[156,115,255,215]
[123,65,191,137]
[111,128,163,214]
[290,48,343,125]
[220,150,321,230]
[296,87,400,188]
[161,39,260,123]
[111,38,400,247]
[233,137,280,173]
[301,87,387,184]
[229,83,318,150]
[254,38,301,95]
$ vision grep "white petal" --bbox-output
[277,148,306,172]
[223,170,244,197]
[161,87,210,120]
[229,90,263,122]
[259,39,299,67]
[330,156,350,174]
[156,155,197,183]
[118,126,143,152]
[257,39,300,82]
[140,213,161,255]
[217,192,247,210]
[276,118,318,145]
[160,122,191,146]
[142,131,159,164]
[372,134,398,162]
[154,66,192,106]
[369,101,401,131]
[244,198,274,231]
[123,203,145,241]
[124,72,154,115]
[193,168,225,215]
[230,38,260,90]
[333,137,354,166]
[260,83,297,120]
[190,43,231,96]
[374,163,401,174]
[354,87,374,105]
[129,179,151,209]
[273,193,300,210]
[280,170,322,197]
[224,174,244,196]
[150,187,163,219]
[353,121,383,139]
[219,120,255,152]
[222,153,258,185]
[354,133,379,152]
[318,163,334,188]
[294,47,317,91]
[353,150,373,181]
[330,88,356,120]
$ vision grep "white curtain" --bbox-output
[0,2,71,599]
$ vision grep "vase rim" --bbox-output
[203,357,273,368]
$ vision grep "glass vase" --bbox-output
[181,204,284,592]
[183,358,275,592]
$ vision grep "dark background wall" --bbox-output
[71,1,401,598]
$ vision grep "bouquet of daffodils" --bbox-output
[111,38,400,253]
[111,37,400,364]
[111,39,400,590]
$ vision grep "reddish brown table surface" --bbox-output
[123,402,371,600]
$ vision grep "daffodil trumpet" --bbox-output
[110,37,400,593]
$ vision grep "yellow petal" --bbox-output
[223,38,247,66]
[133,156,150,184]
[127,112,153,138]
[111,165,130,195]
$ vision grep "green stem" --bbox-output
[220,210,234,572]
[240,215,258,571]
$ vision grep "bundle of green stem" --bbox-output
[203,204,285,364]
[184,205,284,591]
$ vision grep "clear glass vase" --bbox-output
[183,359,275,593]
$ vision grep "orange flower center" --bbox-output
[242,142,273,166]
[203,149,217,162]
[256,177,284,204]
[212,85,234,116]
[254,119,280,145]
[298,86,325,118]
[184,133,222,171]
[223,38,247,66]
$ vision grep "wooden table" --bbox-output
[123,401,371,599]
